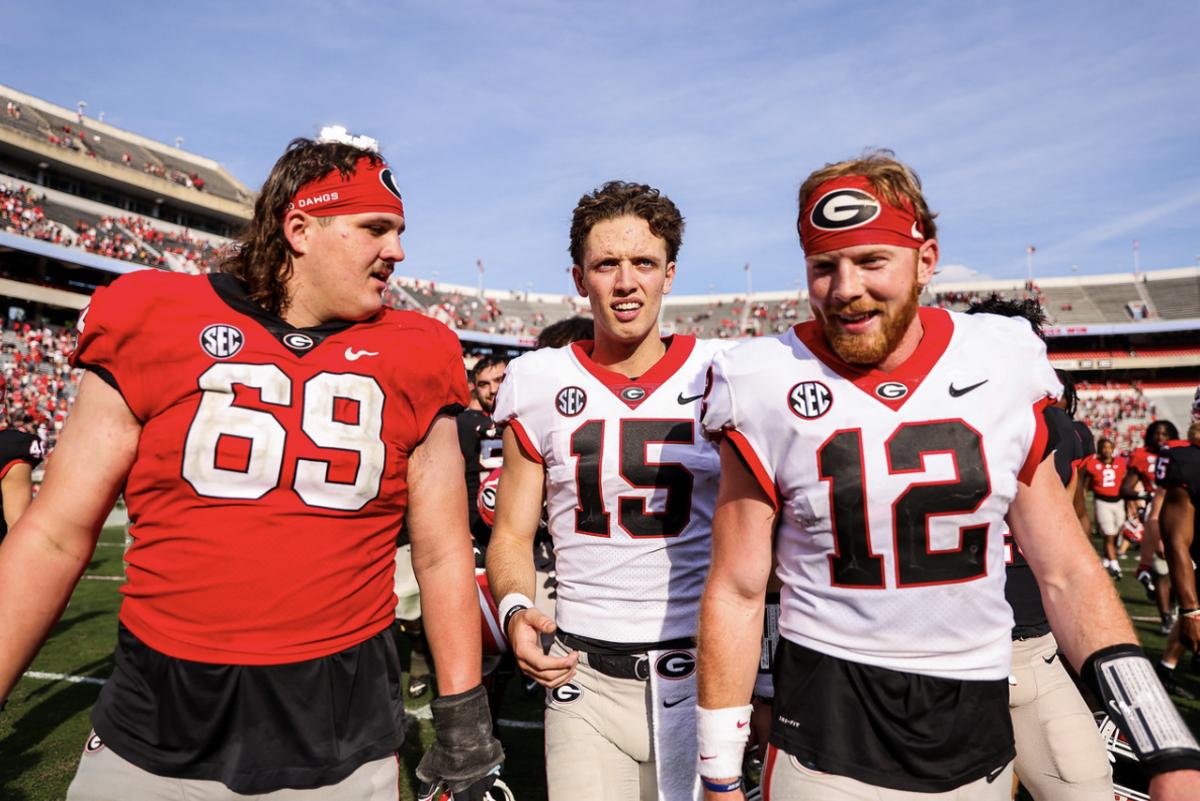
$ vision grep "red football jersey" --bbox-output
[71,271,469,665]
[1128,447,1157,489]
[1082,454,1127,501]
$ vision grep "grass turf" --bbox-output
[2,525,1196,800]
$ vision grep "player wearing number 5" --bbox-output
[487,181,730,801]
[695,150,1200,800]
[0,138,503,800]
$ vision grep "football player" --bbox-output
[966,297,1112,800]
[696,150,1200,801]
[1126,421,1181,633]
[487,181,729,801]
[1159,392,1200,683]
[461,356,507,545]
[0,386,42,545]
[1082,438,1132,577]
[0,139,503,800]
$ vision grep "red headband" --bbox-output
[799,175,925,256]
[287,157,405,218]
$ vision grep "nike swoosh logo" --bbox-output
[345,348,379,361]
[985,764,1006,783]
[736,720,749,728]
[677,393,703,405]
[663,695,692,708]
[700,754,717,761]
[948,379,988,397]
[1043,653,1057,665]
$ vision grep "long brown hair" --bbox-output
[221,138,382,316]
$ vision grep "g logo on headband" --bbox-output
[810,188,881,231]
[378,168,404,202]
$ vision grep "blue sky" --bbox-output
[4,1,1198,294]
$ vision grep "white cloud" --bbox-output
[933,264,993,283]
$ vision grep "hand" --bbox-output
[1181,614,1200,653]
[507,606,577,688]
[748,697,772,761]
[1150,769,1200,800]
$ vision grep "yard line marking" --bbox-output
[94,542,127,548]
[83,575,124,582]
[22,670,107,686]
[1131,615,1161,623]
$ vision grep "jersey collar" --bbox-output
[793,307,954,412]
[208,273,369,357]
[570,335,696,410]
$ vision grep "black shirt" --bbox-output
[1005,406,1076,639]
[457,408,502,543]
[0,427,42,541]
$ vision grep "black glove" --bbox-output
[416,685,504,798]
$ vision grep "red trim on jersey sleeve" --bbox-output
[1018,396,1053,486]
[0,458,24,479]
[507,418,544,465]
[569,335,696,408]
[792,307,954,411]
[725,429,779,511]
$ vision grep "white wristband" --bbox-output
[497,593,535,636]
[696,704,753,780]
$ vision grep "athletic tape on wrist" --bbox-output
[696,704,753,780]
[1083,643,1200,773]
[498,593,533,637]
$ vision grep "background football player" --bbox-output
[0,138,503,800]
[696,150,1200,801]
[1082,437,1133,577]
[0,385,41,546]
[487,181,730,801]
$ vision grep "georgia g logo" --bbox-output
[550,683,582,704]
[875,381,908,400]
[655,650,696,680]
[810,188,881,230]
[378,168,404,202]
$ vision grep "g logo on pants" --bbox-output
[655,651,696,680]
[550,683,582,704]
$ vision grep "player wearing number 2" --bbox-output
[0,138,503,800]
[695,150,1200,801]
[487,181,729,801]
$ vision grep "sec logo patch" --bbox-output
[788,381,832,419]
[556,386,587,417]
[199,324,244,359]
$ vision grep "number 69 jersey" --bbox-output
[70,270,469,665]
[702,308,1060,681]
[493,335,729,644]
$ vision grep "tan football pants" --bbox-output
[544,641,658,801]
[65,733,400,800]
[1008,633,1112,800]
[762,745,1013,800]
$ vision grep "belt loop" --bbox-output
[634,655,650,681]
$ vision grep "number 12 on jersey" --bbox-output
[818,420,991,589]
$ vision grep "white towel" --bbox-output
[648,648,703,801]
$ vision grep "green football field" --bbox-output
[2,522,1198,801]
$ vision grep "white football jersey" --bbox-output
[702,308,1061,681]
[493,335,731,643]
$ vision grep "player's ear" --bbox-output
[915,239,938,289]
[571,264,588,298]
[663,261,676,295]
[283,210,312,256]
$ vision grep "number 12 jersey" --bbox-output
[703,308,1060,680]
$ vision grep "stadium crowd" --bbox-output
[0,320,78,456]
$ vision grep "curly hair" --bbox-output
[220,138,382,316]
[797,148,938,244]
[965,295,1049,339]
[569,181,684,267]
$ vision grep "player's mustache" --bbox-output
[825,302,886,318]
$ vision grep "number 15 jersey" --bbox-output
[493,335,729,644]
[703,308,1060,680]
